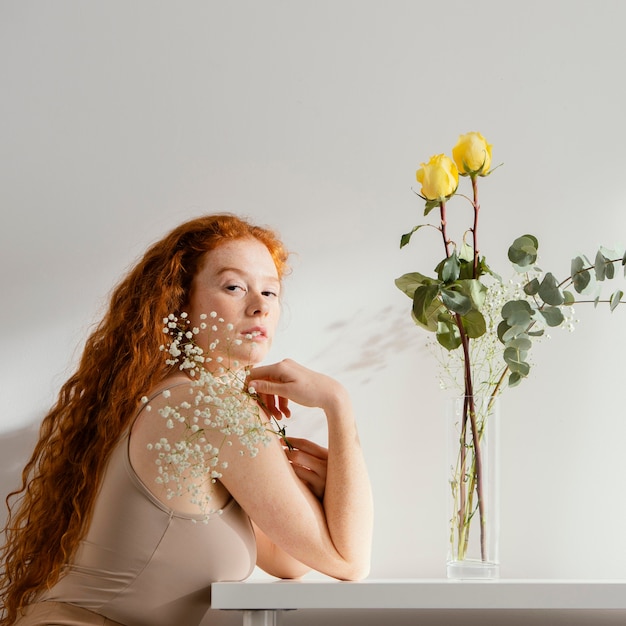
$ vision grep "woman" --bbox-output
[1,214,373,626]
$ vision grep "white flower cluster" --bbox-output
[142,312,274,521]
[435,277,512,395]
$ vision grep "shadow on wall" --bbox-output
[0,422,40,530]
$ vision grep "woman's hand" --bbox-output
[219,358,372,581]
[284,437,328,500]
[247,359,350,421]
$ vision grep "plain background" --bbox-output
[2,1,626,623]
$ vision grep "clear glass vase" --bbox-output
[446,395,500,579]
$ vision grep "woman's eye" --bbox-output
[226,285,245,292]
[262,291,278,298]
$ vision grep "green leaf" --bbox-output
[605,259,615,280]
[563,290,576,305]
[507,335,533,351]
[400,225,426,249]
[413,284,440,326]
[571,256,591,293]
[395,272,436,299]
[436,316,462,350]
[440,251,461,283]
[501,299,534,326]
[423,198,441,216]
[508,234,539,269]
[410,297,446,332]
[538,272,565,306]
[497,320,511,343]
[460,309,486,339]
[610,290,623,311]
[462,279,488,309]
[508,372,523,387]
[524,278,540,296]
[539,306,564,327]
[458,241,475,263]
[440,286,472,315]
[504,346,531,375]
[479,256,502,282]
[458,259,477,280]
[595,249,608,281]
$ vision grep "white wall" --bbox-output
[2,0,626,602]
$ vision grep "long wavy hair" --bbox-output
[0,213,289,625]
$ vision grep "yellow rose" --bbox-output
[416,154,459,202]
[452,132,492,176]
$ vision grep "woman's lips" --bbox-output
[241,327,267,341]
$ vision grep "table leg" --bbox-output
[243,609,282,626]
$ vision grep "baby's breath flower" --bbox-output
[142,310,282,521]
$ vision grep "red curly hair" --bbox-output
[0,214,289,625]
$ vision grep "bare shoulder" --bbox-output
[129,373,232,513]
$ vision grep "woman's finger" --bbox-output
[285,447,327,478]
[285,437,328,460]
[290,464,325,500]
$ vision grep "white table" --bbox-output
[211,579,626,625]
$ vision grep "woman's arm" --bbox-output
[254,437,329,578]
[218,359,373,581]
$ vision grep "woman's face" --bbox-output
[186,237,282,369]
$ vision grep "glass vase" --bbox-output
[446,395,500,579]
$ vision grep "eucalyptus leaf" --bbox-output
[571,256,591,293]
[508,372,523,387]
[507,335,532,351]
[595,249,607,281]
[508,234,539,269]
[563,290,576,305]
[501,299,534,326]
[605,259,615,280]
[537,272,565,306]
[539,306,564,327]
[497,320,511,343]
[502,324,528,343]
[524,278,540,296]
[503,347,531,375]
[610,290,623,311]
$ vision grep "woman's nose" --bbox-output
[246,292,269,316]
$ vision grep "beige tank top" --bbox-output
[40,388,257,626]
